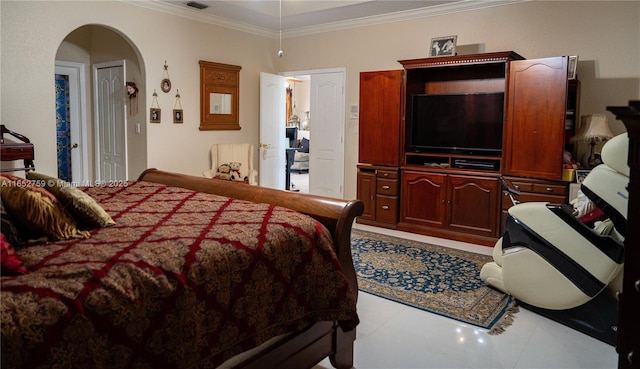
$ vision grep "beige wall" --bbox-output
[1,1,276,181]
[279,1,639,198]
[2,1,639,200]
[56,25,147,179]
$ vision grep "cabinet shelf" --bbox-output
[405,152,501,172]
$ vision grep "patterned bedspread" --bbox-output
[1,181,358,369]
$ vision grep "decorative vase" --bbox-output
[301,111,310,130]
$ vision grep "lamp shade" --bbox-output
[571,114,614,142]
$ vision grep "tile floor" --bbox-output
[290,172,309,193]
[313,224,619,369]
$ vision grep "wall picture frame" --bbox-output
[430,35,457,57]
[150,108,161,123]
[161,78,172,93]
[576,169,590,184]
[173,109,183,124]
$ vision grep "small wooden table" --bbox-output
[1,125,35,174]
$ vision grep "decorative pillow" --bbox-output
[1,233,27,275]
[299,137,310,153]
[0,176,90,241]
[0,196,47,246]
[26,172,115,229]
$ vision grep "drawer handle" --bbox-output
[382,185,390,190]
[545,187,552,192]
[381,205,389,210]
[514,185,520,190]
[382,173,389,177]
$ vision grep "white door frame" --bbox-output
[55,61,88,182]
[281,68,346,198]
[93,60,128,180]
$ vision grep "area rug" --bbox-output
[351,229,518,334]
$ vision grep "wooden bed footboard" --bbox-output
[138,169,363,369]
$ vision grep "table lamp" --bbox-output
[571,114,614,168]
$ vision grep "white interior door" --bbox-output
[55,62,88,183]
[259,72,286,189]
[309,71,345,198]
[94,61,127,181]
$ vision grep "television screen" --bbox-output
[410,92,505,155]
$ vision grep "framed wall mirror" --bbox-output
[199,60,241,130]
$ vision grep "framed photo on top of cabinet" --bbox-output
[429,35,457,57]
[568,55,578,79]
[576,169,590,184]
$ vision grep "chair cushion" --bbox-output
[299,138,310,153]
[601,133,629,177]
[212,143,253,180]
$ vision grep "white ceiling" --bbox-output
[134,0,521,37]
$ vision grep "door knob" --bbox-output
[71,143,79,149]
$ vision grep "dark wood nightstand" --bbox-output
[1,125,35,174]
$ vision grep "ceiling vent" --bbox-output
[186,1,209,10]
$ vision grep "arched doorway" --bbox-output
[55,25,147,182]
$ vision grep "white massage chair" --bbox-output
[480,133,629,344]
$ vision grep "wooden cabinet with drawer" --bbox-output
[500,176,568,232]
[356,165,399,228]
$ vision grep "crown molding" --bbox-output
[121,0,527,39]
[120,0,275,36]
[285,0,527,38]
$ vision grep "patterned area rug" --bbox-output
[351,229,518,333]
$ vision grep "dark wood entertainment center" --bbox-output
[357,51,579,246]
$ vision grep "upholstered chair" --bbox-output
[202,143,258,185]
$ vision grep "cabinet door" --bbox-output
[359,70,403,166]
[447,175,500,237]
[400,171,447,227]
[357,170,376,221]
[504,57,568,180]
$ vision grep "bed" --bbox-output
[0,168,363,369]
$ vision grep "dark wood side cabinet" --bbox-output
[1,125,35,174]
[356,165,399,227]
[357,70,404,228]
[357,52,577,244]
[607,101,639,369]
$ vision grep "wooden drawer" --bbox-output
[509,180,533,193]
[377,170,398,180]
[1,143,34,160]
[532,183,567,196]
[502,191,567,210]
[376,195,398,224]
[377,178,398,196]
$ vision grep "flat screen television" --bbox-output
[409,92,505,156]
